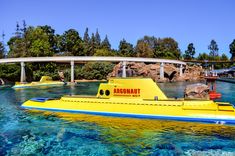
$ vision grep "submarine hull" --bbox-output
[22,97,235,124]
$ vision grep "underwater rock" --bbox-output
[155,143,175,150]
[184,149,235,156]
[7,135,45,155]
[184,83,210,99]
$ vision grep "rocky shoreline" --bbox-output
[108,62,205,83]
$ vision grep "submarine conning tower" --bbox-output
[96,78,168,100]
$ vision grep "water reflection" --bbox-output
[0,81,235,155]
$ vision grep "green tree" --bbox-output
[118,39,135,57]
[7,37,25,57]
[135,36,157,58]
[59,29,83,56]
[88,33,97,56]
[15,22,21,38]
[135,40,154,58]
[82,27,91,56]
[26,27,53,56]
[208,39,219,58]
[184,43,195,60]
[0,42,4,58]
[94,48,115,56]
[83,27,90,43]
[197,52,209,60]
[8,26,54,57]
[0,64,21,81]
[229,39,235,61]
[21,20,27,34]
[221,53,229,61]
[7,22,26,57]
[155,37,181,59]
[95,29,101,47]
[101,35,111,50]
[220,53,229,68]
[39,25,57,53]
[81,62,114,80]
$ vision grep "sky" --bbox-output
[1,0,235,57]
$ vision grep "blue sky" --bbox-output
[1,0,235,57]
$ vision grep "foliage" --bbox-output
[94,48,115,56]
[7,37,26,57]
[58,29,84,56]
[0,42,4,58]
[0,64,21,81]
[95,29,101,47]
[118,39,135,57]
[39,25,58,53]
[221,53,229,61]
[8,26,54,57]
[154,37,181,59]
[134,36,181,59]
[76,62,114,80]
[135,37,154,58]
[83,27,90,43]
[208,39,219,58]
[31,63,59,80]
[229,39,235,61]
[184,43,195,60]
[3,23,235,81]
[197,52,210,60]
[88,33,98,56]
[101,35,111,50]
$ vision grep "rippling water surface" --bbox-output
[0,81,235,155]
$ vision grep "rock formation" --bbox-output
[108,62,204,82]
[184,83,210,99]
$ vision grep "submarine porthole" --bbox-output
[99,90,104,95]
[105,90,110,96]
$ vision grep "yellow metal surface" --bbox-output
[96,78,167,100]
[13,76,64,88]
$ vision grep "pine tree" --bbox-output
[15,22,21,37]
[118,39,134,57]
[88,33,97,55]
[184,43,195,60]
[21,20,27,33]
[208,39,219,58]
[83,27,90,43]
[0,42,4,58]
[101,35,111,50]
[59,29,83,56]
[229,39,235,61]
[95,29,101,47]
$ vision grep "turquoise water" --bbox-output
[0,81,235,155]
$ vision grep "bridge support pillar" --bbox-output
[179,64,183,77]
[20,62,26,83]
[122,61,127,77]
[71,60,74,83]
[160,62,164,79]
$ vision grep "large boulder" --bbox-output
[184,83,209,99]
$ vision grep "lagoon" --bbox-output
[0,81,235,155]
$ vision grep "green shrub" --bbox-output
[0,64,21,81]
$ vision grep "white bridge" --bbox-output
[0,56,186,83]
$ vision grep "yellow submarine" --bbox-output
[22,78,235,124]
[13,76,66,88]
